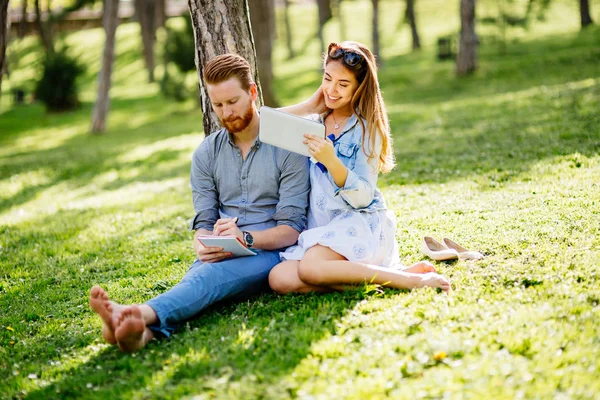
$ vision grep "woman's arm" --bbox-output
[278,85,328,116]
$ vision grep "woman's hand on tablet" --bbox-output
[304,134,336,166]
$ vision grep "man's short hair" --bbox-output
[203,54,254,91]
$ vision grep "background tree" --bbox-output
[90,0,120,133]
[135,0,156,82]
[580,0,593,28]
[457,0,477,76]
[282,0,295,59]
[18,0,27,38]
[188,0,263,136]
[371,0,381,64]
[316,0,333,54]
[249,0,278,107]
[34,0,53,54]
[0,0,8,104]
[404,0,420,50]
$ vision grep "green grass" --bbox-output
[1,0,600,398]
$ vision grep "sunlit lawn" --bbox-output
[1,0,599,398]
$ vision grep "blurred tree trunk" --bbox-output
[580,0,593,28]
[335,0,346,41]
[188,0,263,136]
[34,0,53,54]
[317,0,332,54]
[457,0,477,76]
[249,0,278,107]
[405,0,420,50]
[135,0,156,83]
[0,0,8,104]
[155,0,166,28]
[371,0,381,65]
[283,0,295,59]
[91,0,120,134]
[19,0,27,38]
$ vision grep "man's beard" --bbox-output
[221,103,255,133]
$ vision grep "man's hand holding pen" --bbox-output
[212,217,242,241]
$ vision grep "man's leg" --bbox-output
[143,249,281,338]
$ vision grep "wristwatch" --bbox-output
[242,231,254,248]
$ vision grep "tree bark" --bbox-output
[405,0,420,50]
[316,0,332,55]
[34,0,53,54]
[456,0,477,76]
[336,0,346,42]
[580,0,593,28]
[155,0,166,28]
[135,0,156,82]
[91,0,120,134]
[371,0,381,65]
[0,0,9,105]
[283,0,295,59]
[187,0,263,136]
[19,0,27,38]
[249,0,278,107]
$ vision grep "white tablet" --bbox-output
[259,106,326,157]
[197,236,257,257]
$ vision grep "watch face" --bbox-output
[244,231,254,247]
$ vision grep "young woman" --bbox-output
[269,41,451,293]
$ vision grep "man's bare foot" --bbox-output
[418,272,451,292]
[90,285,118,344]
[403,261,436,274]
[114,305,153,353]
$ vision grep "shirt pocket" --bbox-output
[336,142,359,170]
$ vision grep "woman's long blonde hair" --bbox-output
[324,41,395,173]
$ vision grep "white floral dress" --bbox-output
[280,113,400,267]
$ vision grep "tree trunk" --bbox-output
[34,0,53,54]
[188,0,263,136]
[283,0,295,59]
[0,0,8,105]
[580,0,593,28]
[91,0,120,134]
[316,0,332,55]
[405,0,420,50]
[249,0,278,107]
[457,0,477,76]
[155,0,166,28]
[336,0,346,42]
[135,0,156,82]
[19,0,27,38]
[371,0,381,65]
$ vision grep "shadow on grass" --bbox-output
[21,290,368,399]
[0,96,202,215]
[0,207,368,398]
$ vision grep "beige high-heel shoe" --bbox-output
[443,238,484,260]
[421,236,459,261]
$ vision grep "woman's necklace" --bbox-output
[330,113,351,134]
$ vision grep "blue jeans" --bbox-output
[145,250,281,337]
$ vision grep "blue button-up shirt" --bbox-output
[315,112,387,212]
[190,128,310,233]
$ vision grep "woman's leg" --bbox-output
[269,260,332,294]
[298,245,451,292]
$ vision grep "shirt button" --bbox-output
[242,176,246,180]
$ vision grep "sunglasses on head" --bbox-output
[328,43,364,68]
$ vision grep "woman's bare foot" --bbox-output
[89,285,118,344]
[114,305,153,353]
[418,272,451,292]
[403,261,437,274]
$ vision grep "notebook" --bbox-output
[197,236,257,257]
[259,106,326,157]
